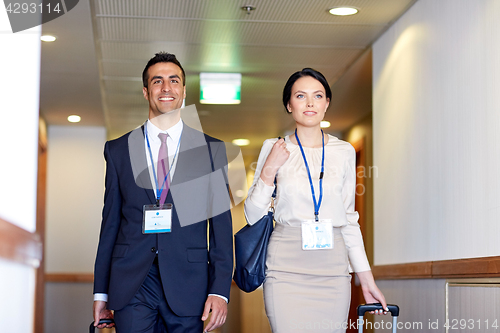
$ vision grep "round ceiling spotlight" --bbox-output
[41,35,57,42]
[320,121,331,128]
[241,5,256,15]
[329,7,359,16]
[232,138,250,146]
[67,115,81,123]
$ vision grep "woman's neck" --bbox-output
[293,125,326,148]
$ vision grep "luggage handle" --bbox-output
[89,319,115,333]
[357,303,399,333]
[357,303,399,317]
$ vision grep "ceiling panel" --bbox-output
[102,79,143,93]
[100,42,364,70]
[39,0,418,161]
[94,0,413,25]
[96,17,385,47]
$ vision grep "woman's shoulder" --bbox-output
[255,137,279,159]
[326,135,355,153]
[263,137,280,145]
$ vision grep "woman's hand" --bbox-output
[260,138,290,185]
[356,270,388,315]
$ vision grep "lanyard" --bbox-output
[144,123,182,205]
[295,129,325,222]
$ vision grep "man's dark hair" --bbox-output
[282,68,332,113]
[142,52,186,88]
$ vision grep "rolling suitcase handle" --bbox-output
[357,303,399,333]
[89,319,115,333]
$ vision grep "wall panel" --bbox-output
[373,0,500,266]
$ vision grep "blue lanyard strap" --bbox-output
[144,123,182,205]
[295,129,325,222]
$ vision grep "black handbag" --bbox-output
[233,182,276,293]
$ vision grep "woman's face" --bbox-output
[287,76,330,128]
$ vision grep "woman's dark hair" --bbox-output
[282,68,332,113]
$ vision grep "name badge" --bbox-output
[301,219,333,250]
[143,204,172,234]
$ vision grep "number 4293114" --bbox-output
[6,3,62,14]
[443,318,498,330]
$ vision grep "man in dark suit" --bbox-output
[92,52,233,333]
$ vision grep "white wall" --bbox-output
[0,6,40,333]
[45,126,106,273]
[0,258,37,332]
[373,0,500,265]
[0,5,40,233]
[44,282,96,333]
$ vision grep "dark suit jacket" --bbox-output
[93,123,233,316]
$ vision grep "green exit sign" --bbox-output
[200,73,241,105]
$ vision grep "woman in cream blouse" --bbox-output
[244,68,387,333]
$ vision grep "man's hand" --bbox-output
[201,295,227,332]
[93,301,115,329]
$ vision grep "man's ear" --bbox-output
[142,87,149,101]
[183,86,186,100]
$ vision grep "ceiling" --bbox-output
[40,0,417,160]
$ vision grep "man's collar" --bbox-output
[146,118,183,142]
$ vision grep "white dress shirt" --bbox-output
[144,119,183,199]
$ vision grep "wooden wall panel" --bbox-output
[373,256,500,280]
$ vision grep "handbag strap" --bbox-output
[269,176,277,213]
[269,136,281,211]
[271,136,280,200]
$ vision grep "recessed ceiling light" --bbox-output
[232,138,250,146]
[67,115,81,123]
[329,7,359,16]
[320,121,331,128]
[41,35,56,42]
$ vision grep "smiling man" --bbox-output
[92,52,233,333]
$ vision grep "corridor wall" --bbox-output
[371,0,500,330]
[373,0,500,265]
[44,125,106,332]
[0,6,41,333]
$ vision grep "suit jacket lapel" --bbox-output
[128,125,156,204]
[171,123,208,186]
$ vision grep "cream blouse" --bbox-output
[244,135,371,273]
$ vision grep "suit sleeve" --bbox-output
[93,141,123,294]
[206,141,233,301]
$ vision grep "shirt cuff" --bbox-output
[248,178,275,208]
[94,293,108,302]
[208,294,228,303]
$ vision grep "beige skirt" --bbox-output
[264,223,351,333]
